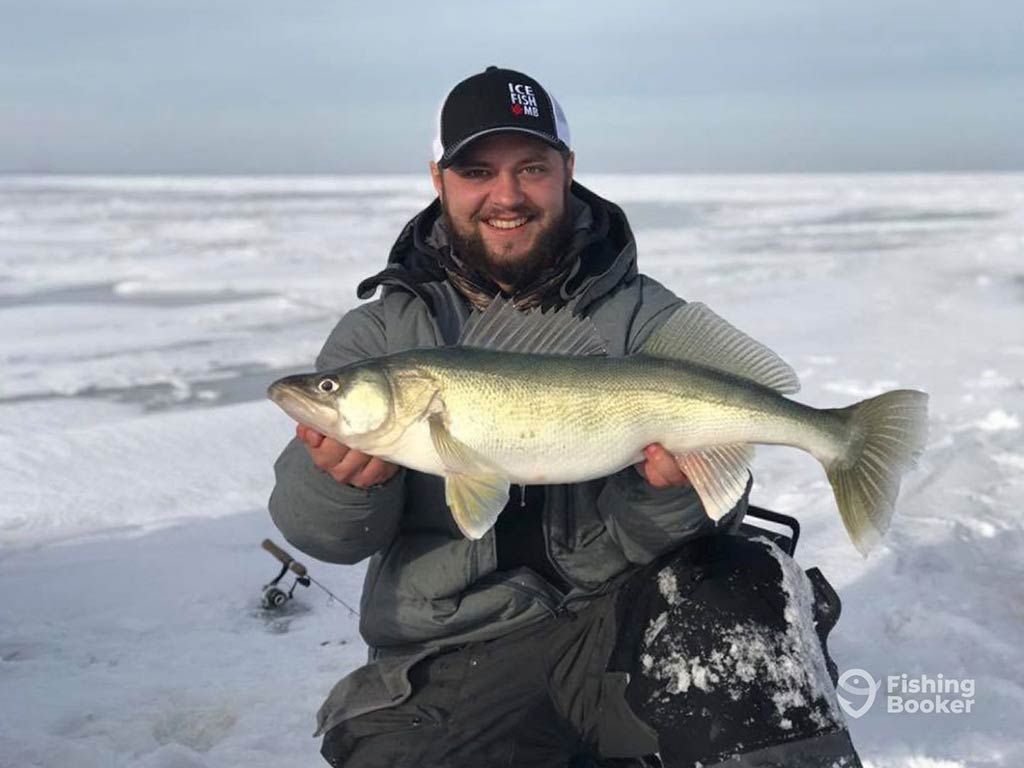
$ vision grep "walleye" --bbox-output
[268,300,928,555]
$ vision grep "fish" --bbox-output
[268,299,928,555]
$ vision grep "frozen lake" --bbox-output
[1,174,1022,767]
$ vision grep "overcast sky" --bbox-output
[1,0,1021,174]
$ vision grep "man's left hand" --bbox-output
[634,444,691,489]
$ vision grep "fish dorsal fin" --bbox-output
[641,303,800,394]
[458,297,607,356]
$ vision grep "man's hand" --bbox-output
[296,424,400,488]
[634,443,691,489]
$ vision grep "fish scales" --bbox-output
[393,348,847,485]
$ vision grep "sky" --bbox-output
[1,0,1022,174]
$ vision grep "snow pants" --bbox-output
[320,534,863,768]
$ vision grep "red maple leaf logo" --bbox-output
[511,104,523,115]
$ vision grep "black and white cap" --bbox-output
[432,66,571,168]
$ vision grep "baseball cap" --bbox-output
[432,66,571,168]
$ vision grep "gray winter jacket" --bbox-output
[268,182,749,736]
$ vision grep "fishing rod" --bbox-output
[260,538,359,617]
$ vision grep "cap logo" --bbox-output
[508,82,539,117]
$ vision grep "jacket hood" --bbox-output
[356,181,638,315]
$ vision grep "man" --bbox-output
[269,66,862,767]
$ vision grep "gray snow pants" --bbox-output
[321,535,863,768]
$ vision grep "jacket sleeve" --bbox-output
[596,285,750,564]
[268,301,406,565]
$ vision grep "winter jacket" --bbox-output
[267,181,750,736]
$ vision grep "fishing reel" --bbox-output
[260,539,312,610]
[259,538,359,615]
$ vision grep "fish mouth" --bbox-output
[267,379,337,433]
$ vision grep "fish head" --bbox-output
[267,363,393,442]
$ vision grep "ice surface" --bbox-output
[0,512,368,768]
[2,174,1023,766]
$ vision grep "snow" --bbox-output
[0,512,367,768]
[657,567,681,606]
[2,173,1023,767]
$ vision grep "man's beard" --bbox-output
[442,187,574,291]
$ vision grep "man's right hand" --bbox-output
[296,424,400,488]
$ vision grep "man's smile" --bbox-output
[484,216,530,231]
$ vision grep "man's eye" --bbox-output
[522,165,548,175]
[460,168,490,179]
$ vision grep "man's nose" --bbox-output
[490,170,525,210]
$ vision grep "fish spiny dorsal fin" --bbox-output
[458,297,607,356]
[641,302,800,394]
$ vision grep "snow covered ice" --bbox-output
[1,173,1023,767]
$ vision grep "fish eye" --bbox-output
[317,378,337,393]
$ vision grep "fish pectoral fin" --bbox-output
[428,412,499,474]
[676,444,755,522]
[427,413,510,538]
[444,473,510,539]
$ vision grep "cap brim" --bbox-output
[439,127,567,168]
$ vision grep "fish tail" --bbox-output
[825,389,928,556]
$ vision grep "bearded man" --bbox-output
[269,66,863,768]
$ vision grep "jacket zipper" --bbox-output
[541,486,582,597]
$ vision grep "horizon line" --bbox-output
[3,168,1023,178]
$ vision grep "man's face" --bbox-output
[431,133,575,290]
